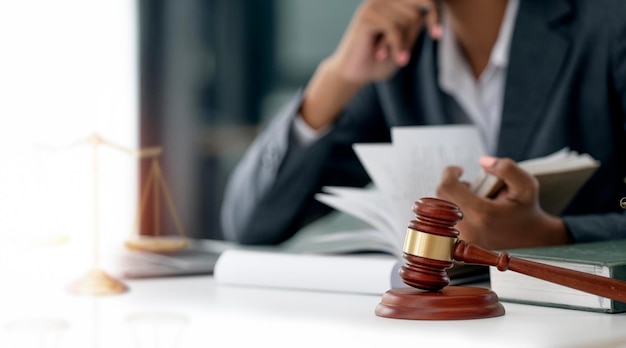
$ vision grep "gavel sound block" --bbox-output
[375,197,626,320]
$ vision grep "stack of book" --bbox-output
[490,239,626,313]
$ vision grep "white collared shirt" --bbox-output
[292,0,520,153]
[438,0,519,154]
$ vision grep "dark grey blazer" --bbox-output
[221,0,626,245]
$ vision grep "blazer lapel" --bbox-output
[497,0,572,160]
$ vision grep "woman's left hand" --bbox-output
[435,156,572,250]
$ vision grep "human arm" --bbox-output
[221,0,442,244]
[220,85,391,245]
[300,0,441,131]
[220,94,302,243]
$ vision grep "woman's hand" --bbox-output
[301,0,441,130]
[436,156,572,250]
[329,0,442,85]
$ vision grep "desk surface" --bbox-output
[3,276,626,347]
[1,242,626,348]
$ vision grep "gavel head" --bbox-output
[399,197,462,291]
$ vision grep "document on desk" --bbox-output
[214,249,405,295]
[213,248,487,295]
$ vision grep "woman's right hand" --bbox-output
[301,0,441,130]
[329,0,442,86]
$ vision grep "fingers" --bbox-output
[362,0,440,66]
[368,1,424,65]
[416,1,442,39]
[480,156,538,202]
[436,166,481,209]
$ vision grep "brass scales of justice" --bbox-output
[43,133,188,296]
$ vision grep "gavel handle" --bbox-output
[453,240,626,304]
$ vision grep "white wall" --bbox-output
[0,0,139,249]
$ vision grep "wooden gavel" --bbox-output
[400,197,626,304]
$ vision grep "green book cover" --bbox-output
[492,239,626,313]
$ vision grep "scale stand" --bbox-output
[61,133,188,296]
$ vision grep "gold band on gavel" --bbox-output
[403,228,457,261]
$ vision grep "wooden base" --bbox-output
[67,268,129,296]
[375,286,505,320]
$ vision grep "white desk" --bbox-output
[2,274,626,348]
[1,240,626,348]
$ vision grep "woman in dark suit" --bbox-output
[221,0,626,249]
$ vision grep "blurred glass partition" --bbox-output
[139,0,360,240]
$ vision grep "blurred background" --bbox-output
[139,0,361,240]
[0,0,362,246]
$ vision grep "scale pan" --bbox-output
[125,235,189,253]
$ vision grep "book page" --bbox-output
[352,143,402,195]
[315,189,401,244]
[282,229,399,256]
[490,260,612,310]
[315,125,489,256]
[391,125,486,212]
[319,186,409,244]
[520,151,599,174]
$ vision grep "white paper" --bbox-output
[392,125,485,195]
[352,143,402,195]
[315,187,402,245]
[214,249,402,295]
[316,125,489,257]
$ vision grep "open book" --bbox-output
[472,147,599,214]
[316,125,489,255]
[314,125,599,276]
[215,126,599,295]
